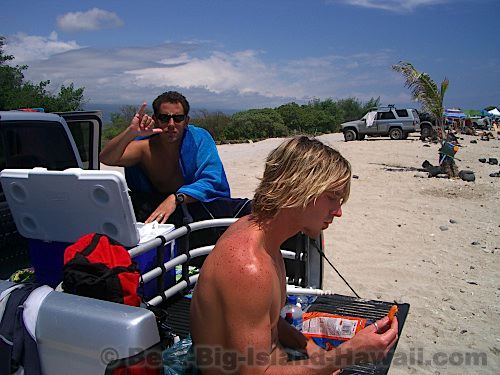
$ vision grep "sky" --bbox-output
[2,0,499,113]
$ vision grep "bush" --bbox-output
[225,108,288,141]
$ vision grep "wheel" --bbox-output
[389,128,403,140]
[421,125,432,138]
[344,129,357,142]
[357,133,366,140]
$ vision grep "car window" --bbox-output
[377,111,396,120]
[396,109,409,117]
[67,121,92,169]
[0,120,78,171]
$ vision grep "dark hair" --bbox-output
[152,91,190,116]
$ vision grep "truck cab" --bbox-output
[0,110,102,278]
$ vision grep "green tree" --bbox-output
[276,102,303,132]
[361,97,381,114]
[191,109,231,141]
[225,108,288,141]
[0,35,85,111]
[335,97,364,122]
[102,105,141,145]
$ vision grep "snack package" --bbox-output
[302,311,367,350]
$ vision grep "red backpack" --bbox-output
[62,233,141,306]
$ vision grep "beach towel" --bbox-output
[125,125,230,202]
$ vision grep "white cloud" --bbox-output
[126,50,282,97]
[57,8,123,32]
[335,0,449,12]
[4,32,81,62]
[7,32,405,109]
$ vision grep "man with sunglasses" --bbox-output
[100,91,230,224]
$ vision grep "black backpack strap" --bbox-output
[0,283,41,374]
[80,233,104,257]
[75,265,137,287]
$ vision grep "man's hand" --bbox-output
[129,103,163,136]
[333,316,398,367]
[306,338,325,358]
[145,194,177,224]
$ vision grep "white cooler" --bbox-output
[0,168,175,297]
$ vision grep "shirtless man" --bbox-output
[190,136,398,374]
[100,91,230,224]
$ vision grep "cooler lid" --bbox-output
[0,168,140,247]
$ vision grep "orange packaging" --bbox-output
[302,311,366,350]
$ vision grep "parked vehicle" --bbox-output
[417,111,438,139]
[0,109,326,374]
[0,110,102,278]
[0,109,407,374]
[341,106,420,141]
[470,116,491,130]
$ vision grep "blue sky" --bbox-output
[2,0,499,112]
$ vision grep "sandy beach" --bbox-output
[218,133,500,374]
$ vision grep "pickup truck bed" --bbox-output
[164,291,409,374]
[0,203,29,279]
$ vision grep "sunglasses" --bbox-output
[156,113,187,123]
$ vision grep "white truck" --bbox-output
[0,110,407,374]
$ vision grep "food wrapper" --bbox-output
[302,311,367,350]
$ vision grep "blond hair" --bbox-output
[252,136,351,223]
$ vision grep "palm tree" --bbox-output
[392,61,458,177]
[392,61,448,142]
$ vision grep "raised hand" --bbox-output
[129,102,163,135]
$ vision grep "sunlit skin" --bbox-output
[191,191,398,374]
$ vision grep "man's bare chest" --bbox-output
[141,148,184,193]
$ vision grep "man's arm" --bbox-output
[219,267,398,374]
[99,103,161,167]
[277,316,308,351]
[216,261,341,375]
[144,192,197,224]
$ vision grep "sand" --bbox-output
[217,133,500,375]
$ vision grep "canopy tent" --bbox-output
[488,108,500,117]
[463,109,496,118]
[444,108,466,119]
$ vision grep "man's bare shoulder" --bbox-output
[208,217,274,280]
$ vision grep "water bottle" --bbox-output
[281,295,303,331]
[296,295,309,311]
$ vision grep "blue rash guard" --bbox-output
[125,125,230,202]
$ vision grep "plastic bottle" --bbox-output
[296,295,312,311]
[281,295,303,331]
